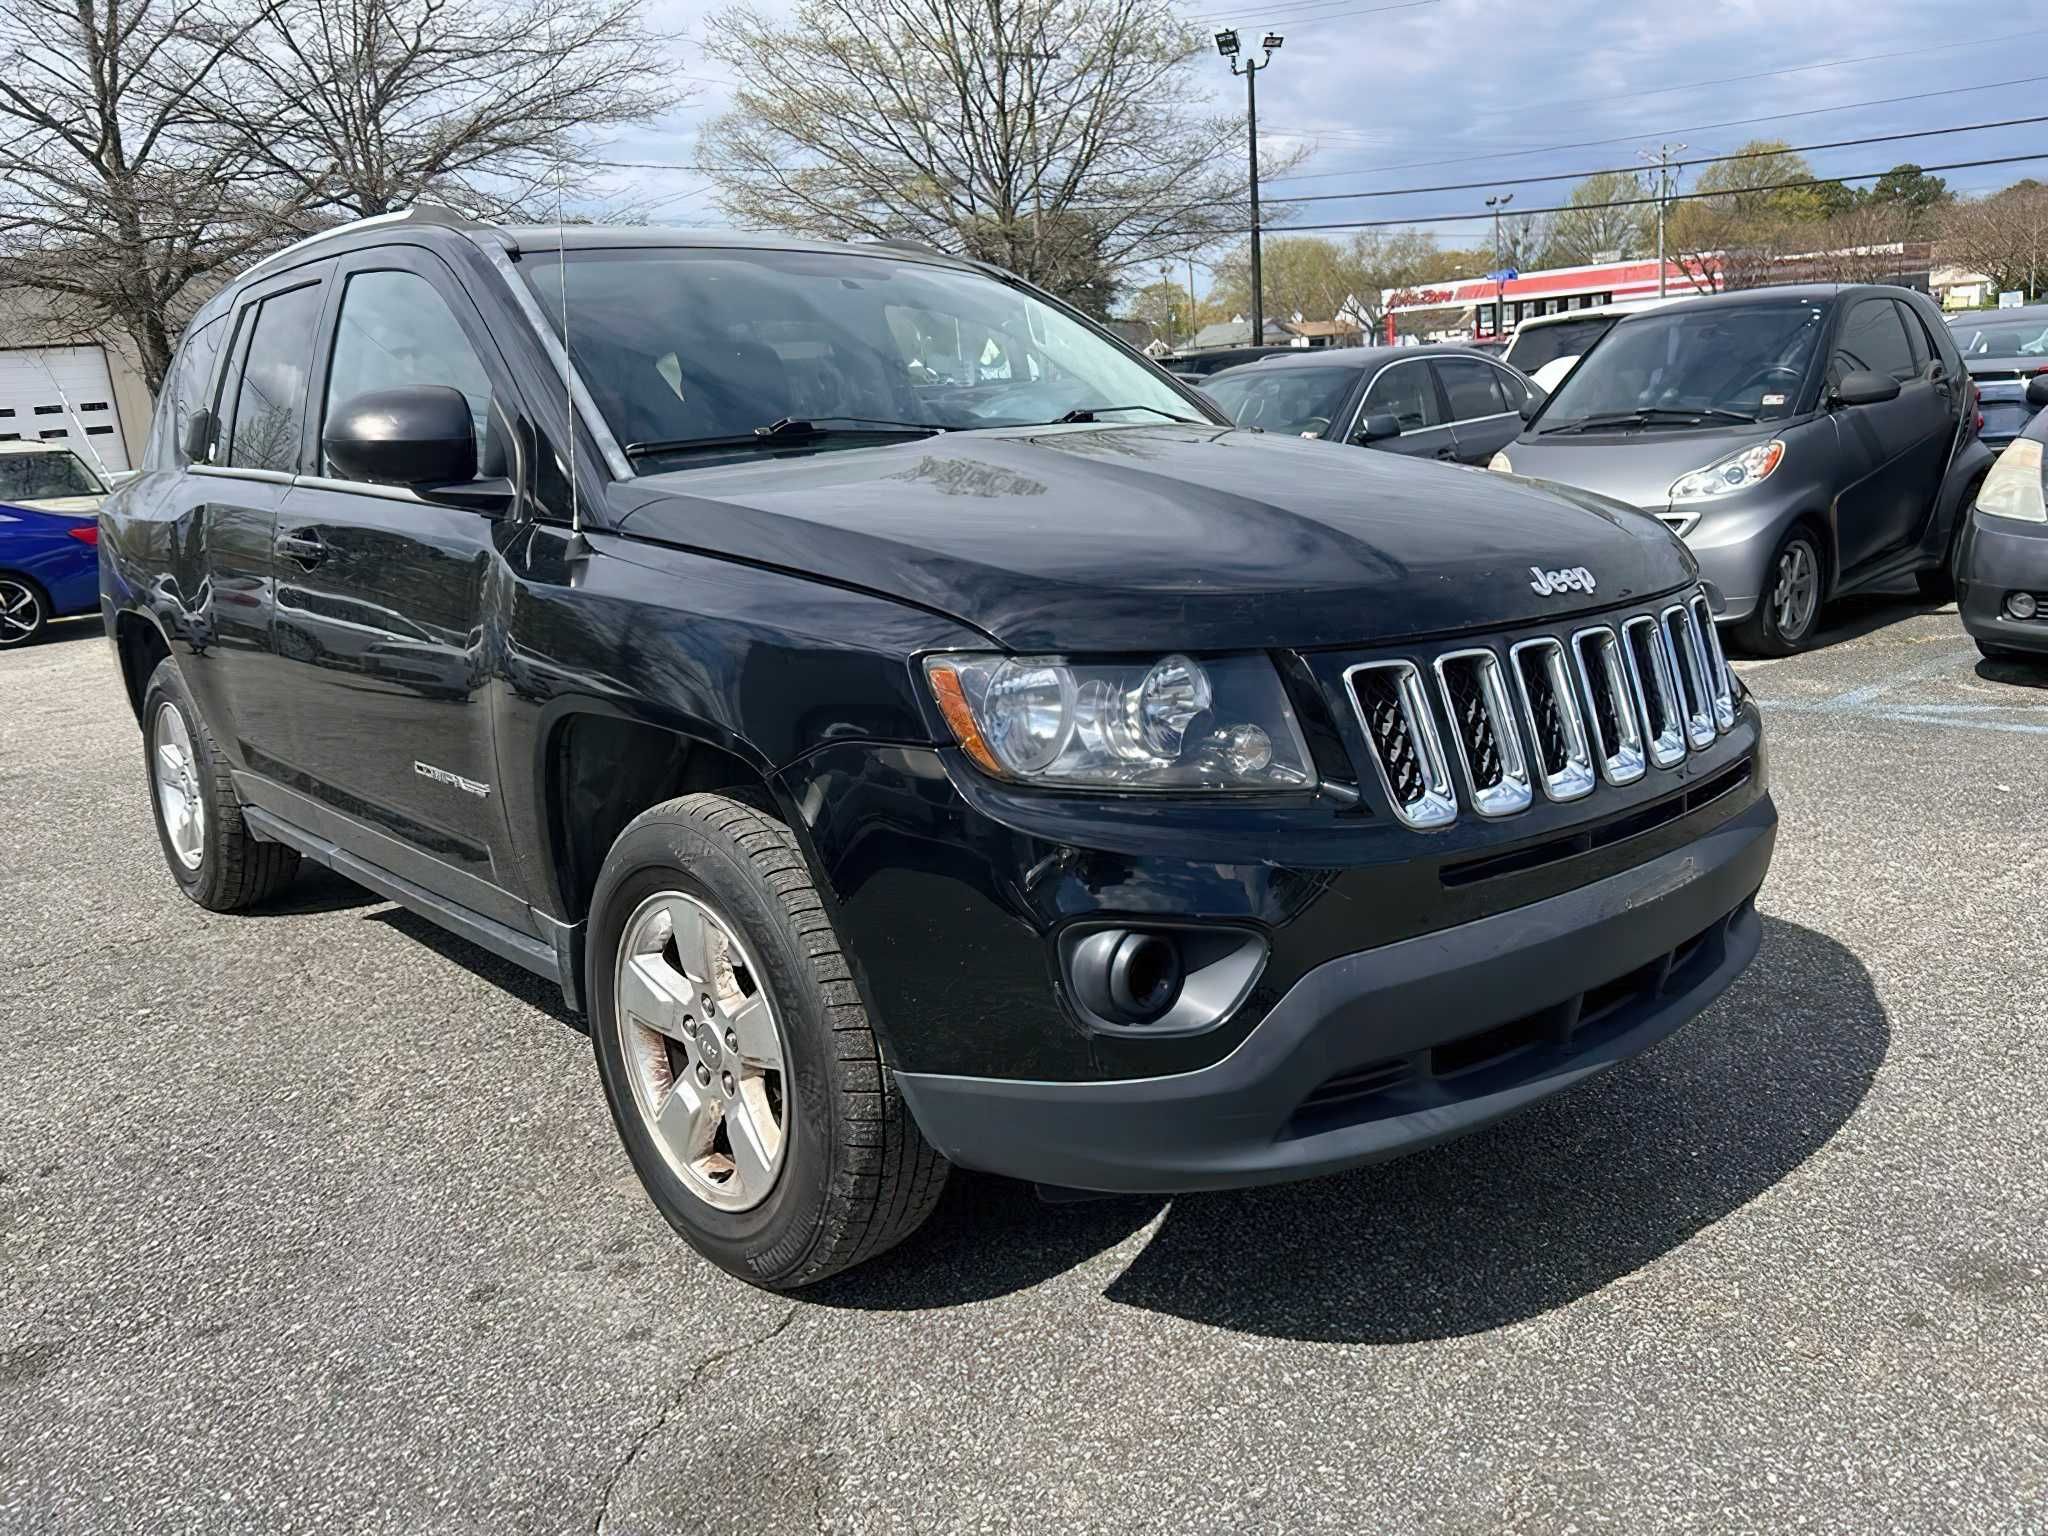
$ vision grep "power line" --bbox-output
[1191,0,1435,22]
[1166,149,2048,237]
[1264,27,2048,140]
[1111,112,2048,213]
[1260,71,2048,186]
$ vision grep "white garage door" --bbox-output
[0,346,131,474]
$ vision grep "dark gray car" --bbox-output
[1203,345,1541,466]
[1947,303,2048,454]
[1494,285,1993,654]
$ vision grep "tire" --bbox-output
[588,791,947,1289]
[1732,528,1825,656]
[141,658,301,910]
[0,574,48,649]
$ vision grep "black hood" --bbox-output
[614,425,1696,652]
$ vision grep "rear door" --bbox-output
[1828,297,1950,574]
[1436,356,1523,463]
[181,265,334,772]
[262,244,526,925]
[1350,358,1455,459]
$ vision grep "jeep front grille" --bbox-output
[1622,614,1688,769]
[1433,648,1531,817]
[1342,588,1738,828]
[1509,638,1596,801]
[1344,661,1456,829]
[1663,604,1718,750]
[1690,591,1736,730]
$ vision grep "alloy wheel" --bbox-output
[1771,540,1819,642]
[0,580,41,646]
[614,891,790,1213]
[152,702,206,870]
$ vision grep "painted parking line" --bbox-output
[1823,645,1979,709]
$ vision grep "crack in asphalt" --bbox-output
[590,1301,800,1535]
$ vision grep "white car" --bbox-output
[1504,299,1674,394]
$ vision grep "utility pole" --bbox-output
[1186,254,1199,340]
[1216,30,1283,346]
[1640,142,1686,297]
[1486,192,1513,337]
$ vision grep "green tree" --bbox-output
[1211,229,1438,334]
[1546,171,1653,265]
[1869,163,1950,212]
[1125,277,1192,346]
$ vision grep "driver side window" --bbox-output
[1360,364,1440,434]
[324,269,495,482]
[1830,299,1917,388]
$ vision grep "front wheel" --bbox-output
[588,792,947,1289]
[1733,529,1825,656]
[0,576,47,648]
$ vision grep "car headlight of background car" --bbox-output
[1487,451,1513,474]
[1976,438,2046,524]
[1669,439,1785,502]
[924,653,1315,790]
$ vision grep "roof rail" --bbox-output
[242,203,495,279]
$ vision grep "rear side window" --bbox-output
[1832,299,1917,386]
[1435,358,1507,421]
[1361,362,1441,431]
[323,269,495,481]
[223,283,325,473]
[147,316,224,469]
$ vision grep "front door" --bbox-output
[1353,358,1456,460]
[1828,297,1953,576]
[267,247,525,924]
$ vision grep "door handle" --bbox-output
[275,529,326,567]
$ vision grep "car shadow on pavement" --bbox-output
[245,863,386,918]
[1973,653,2048,689]
[366,902,589,1035]
[1724,589,1950,661]
[808,916,1886,1343]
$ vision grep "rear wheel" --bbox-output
[588,792,947,1289]
[1733,529,1825,655]
[0,576,47,649]
[141,659,301,909]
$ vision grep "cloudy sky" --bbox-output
[592,0,2048,289]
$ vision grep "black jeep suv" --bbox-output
[101,209,1776,1289]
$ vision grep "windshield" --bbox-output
[1203,366,1355,436]
[0,450,103,503]
[1505,315,1618,375]
[1539,301,1827,429]
[520,247,1203,460]
[1951,316,2048,357]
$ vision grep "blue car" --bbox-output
[0,443,109,648]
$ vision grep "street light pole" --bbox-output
[1486,192,1512,336]
[1217,30,1283,347]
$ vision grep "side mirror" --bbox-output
[1833,370,1901,408]
[2027,374,2048,410]
[104,469,139,489]
[1518,392,1542,422]
[322,386,477,487]
[182,408,213,463]
[1355,411,1402,444]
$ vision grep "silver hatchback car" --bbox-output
[1493,285,1992,653]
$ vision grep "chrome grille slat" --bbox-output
[1509,637,1596,801]
[1434,648,1532,817]
[1690,592,1736,730]
[1621,615,1688,768]
[1571,625,1647,786]
[1663,604,1719,750]
[1344,660,1457,829]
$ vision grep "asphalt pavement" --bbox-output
[3,594,2045,1534]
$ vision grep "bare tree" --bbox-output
[1546,171,1653,266]
[1941,181,2048,300]
[697,0,1299,304]
[0,0,305,390]
[210,0,680,220]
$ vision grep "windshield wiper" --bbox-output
[1540,406,1757,435]
[625,417,946,458]
[1048,404,1202,424]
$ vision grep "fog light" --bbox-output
[2009,592,2039,620]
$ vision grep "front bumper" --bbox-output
[894,794,1775,1193]
[1959,507,2048,654]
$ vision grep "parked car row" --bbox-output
[1199,285,2011,658]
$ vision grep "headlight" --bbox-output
[1977,438,2046,523]
[1487,451,1513,474]
[924,652,1315,790]
[1669,439,1785,502]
